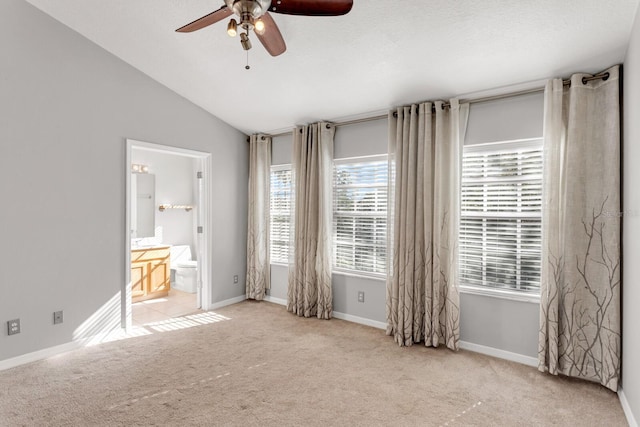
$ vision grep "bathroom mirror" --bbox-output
[131,173,155,238]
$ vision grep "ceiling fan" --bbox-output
[176,0,353,58]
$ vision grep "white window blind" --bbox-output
[333,156,388,276]
[460,139,543,294]
[270,166,292,264]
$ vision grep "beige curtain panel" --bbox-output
[287,122,335,319]
[386,100,468,350]
[538,65,621,391]
[245,134,271,300]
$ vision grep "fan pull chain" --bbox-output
[246,49,250,70]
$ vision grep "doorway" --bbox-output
[124,139,212,331]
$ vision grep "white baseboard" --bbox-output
[459,340,538,367]
[619,388,639,427]
[209,295,247,310]
[332,311,387,330]
[263,295,287,306]
[263,296,387,330]
[0,341,80,372]
[0,294,246,372]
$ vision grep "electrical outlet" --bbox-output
[234,275,239,284]
[358,291,365,303]
[7,319,20,335]
[54,311,63,325]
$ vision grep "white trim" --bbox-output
[209,295,247,310]
[125,139,213,321]
[333,155,389,277]
[333,154,388,165]
[126,139,211,158]
[262,295,539,368]
[332,269,386,282]
[619,388,639,427]
[269,165,292,265]
[463,137,543,153]
[263,295,287,306]
[256,297,540,370]
[1,292,243,371]
[460,285,541,304]
[124,140,133,330]
[271,163,291,172]
[0,341,80,372]
[332,311,386,330]
[270,261,288,267]
[263,296,387,330]
[198,154,213,311]
[459,340,538,367]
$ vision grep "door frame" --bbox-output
[123,138,213,330]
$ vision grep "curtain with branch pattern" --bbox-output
[246,134,271,300]
[287,123,335,319]
[386,100,468,349]
[538,65,621,391]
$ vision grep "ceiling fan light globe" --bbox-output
[254,19,265,35]
[227,19,238,37]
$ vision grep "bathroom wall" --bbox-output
[0,0,248,363]
[131,149,197,256]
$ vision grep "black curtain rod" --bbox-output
[391,70,611,117]
[247,70,612,141]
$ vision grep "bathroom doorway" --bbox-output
[124,139,212,331]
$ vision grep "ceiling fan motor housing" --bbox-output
[178,0,353,58]
[225,0,271,20]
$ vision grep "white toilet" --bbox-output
[170,245,198,293]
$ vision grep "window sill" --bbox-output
[332,269,386,282]
[270,262,288,268]
[459,285,540,304]
[270,264,386,282]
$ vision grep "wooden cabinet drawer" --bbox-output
[131,247,170,263]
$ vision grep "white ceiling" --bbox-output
[24,0,640,134]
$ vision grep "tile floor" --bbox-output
[132,289,201,327]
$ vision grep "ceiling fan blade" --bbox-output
[176,5,233,33]
[268,0,353,16]
[256,13,287,57]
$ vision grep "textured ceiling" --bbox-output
[24,0,640,134]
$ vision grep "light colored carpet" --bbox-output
[0,301,626,426]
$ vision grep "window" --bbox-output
[333,156,388,276]
[460,139,543,294]
[270,165,292,264]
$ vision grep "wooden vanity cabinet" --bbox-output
[131,246,170,303]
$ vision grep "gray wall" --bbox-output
[270,119,389,323]
[0,0,248,361]
[131,149,196,254]
[459,92,543,357]
[623,3,640,422]
[270,95,543,358]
